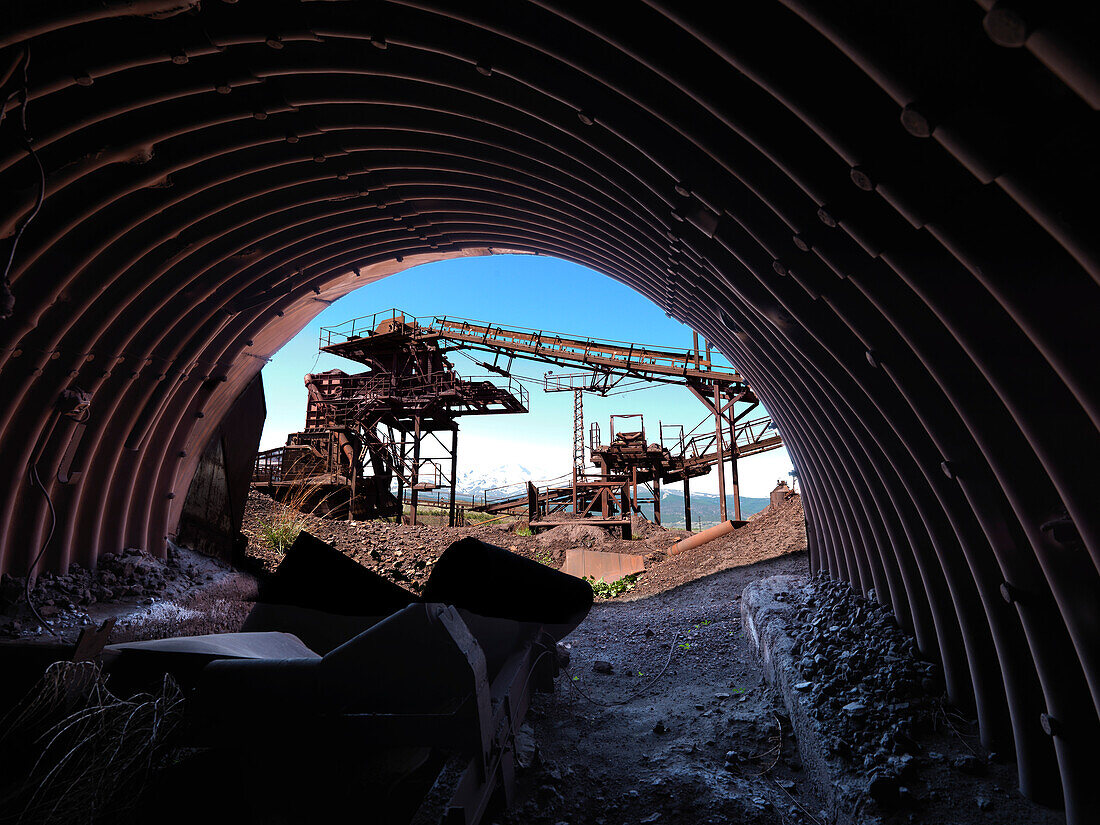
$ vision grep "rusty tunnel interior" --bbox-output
[0,1,1097,822]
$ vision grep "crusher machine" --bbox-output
[252,311,527,524]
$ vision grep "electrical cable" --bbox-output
[24,410,62,637]
[0,48,29,130]
[561,632,679,708]
[1,47,43,320]
[508,645,557,735]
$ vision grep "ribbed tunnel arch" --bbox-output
[0,1,1097,821]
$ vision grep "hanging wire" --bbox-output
[24,410,65,637]
[1,47,45,319]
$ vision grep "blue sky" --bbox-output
[259,254,792,497]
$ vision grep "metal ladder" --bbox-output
[573,389,584,474]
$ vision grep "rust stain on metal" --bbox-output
[561,548,645,582]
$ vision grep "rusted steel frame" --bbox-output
[431,321,744,385]
[443,636,552,824]
[410,416,421,526]
[713,383,729,522]
[527,481,538,524]
[448,427,459,527]
[577,487,601,519]
[684,474,692,532]
[733,401,759,423]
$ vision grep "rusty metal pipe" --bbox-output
[669,519,740,555]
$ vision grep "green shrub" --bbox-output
[257,511,303,554]
[585,573,640,599]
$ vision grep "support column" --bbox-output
[683,475,692,532]
[348,439,356,523]
[528,481,539,524]
[653,474,661,525]
[620,484,632,540]
[714,383,728,522]
[396,430,407,520]
[728,410,742,521]
[448,425,458,527]
[410,416,421,526]
[731,451,742,521]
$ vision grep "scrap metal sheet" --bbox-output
[561,548,645,582]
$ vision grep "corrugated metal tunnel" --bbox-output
[0,1,1097,821]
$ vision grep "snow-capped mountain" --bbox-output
[455,462,559,495]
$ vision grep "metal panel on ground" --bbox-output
[561,549,645,582]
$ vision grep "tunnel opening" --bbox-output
[236,254,794,534]
[0,1,1096,823]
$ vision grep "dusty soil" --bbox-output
[502,552,819,825]
[240,489,809,600]
[237,489,822,824]
[0,489,804,643]
[0,489,1059,825]
[625,496,809,599]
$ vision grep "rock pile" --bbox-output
[789,574,950,810]
[0,544,234,638]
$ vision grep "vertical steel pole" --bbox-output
[683,475,692,532]
[410,416,421,526]
[396,430,407,519]
[730,418,742,521]
[714,383,728,522]
[448,425,458,527]
[653,474,661,525]
[349,441,356,522]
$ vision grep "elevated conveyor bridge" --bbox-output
[321,309,784,525]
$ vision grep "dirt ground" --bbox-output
[502,551,818,825]
[242,490,820,824]
[1,489,1064,825]
[240,489,808,600]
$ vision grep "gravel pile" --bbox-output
[789,574,949,809]
[0,544,238,638]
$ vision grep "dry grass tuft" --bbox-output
[0,660,184,825]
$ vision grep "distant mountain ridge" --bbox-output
[455,462,558,496]
[639,492,771,529]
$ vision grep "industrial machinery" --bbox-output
[475,409,783,533]
[253,312,527,525]
[255,308,783,530]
